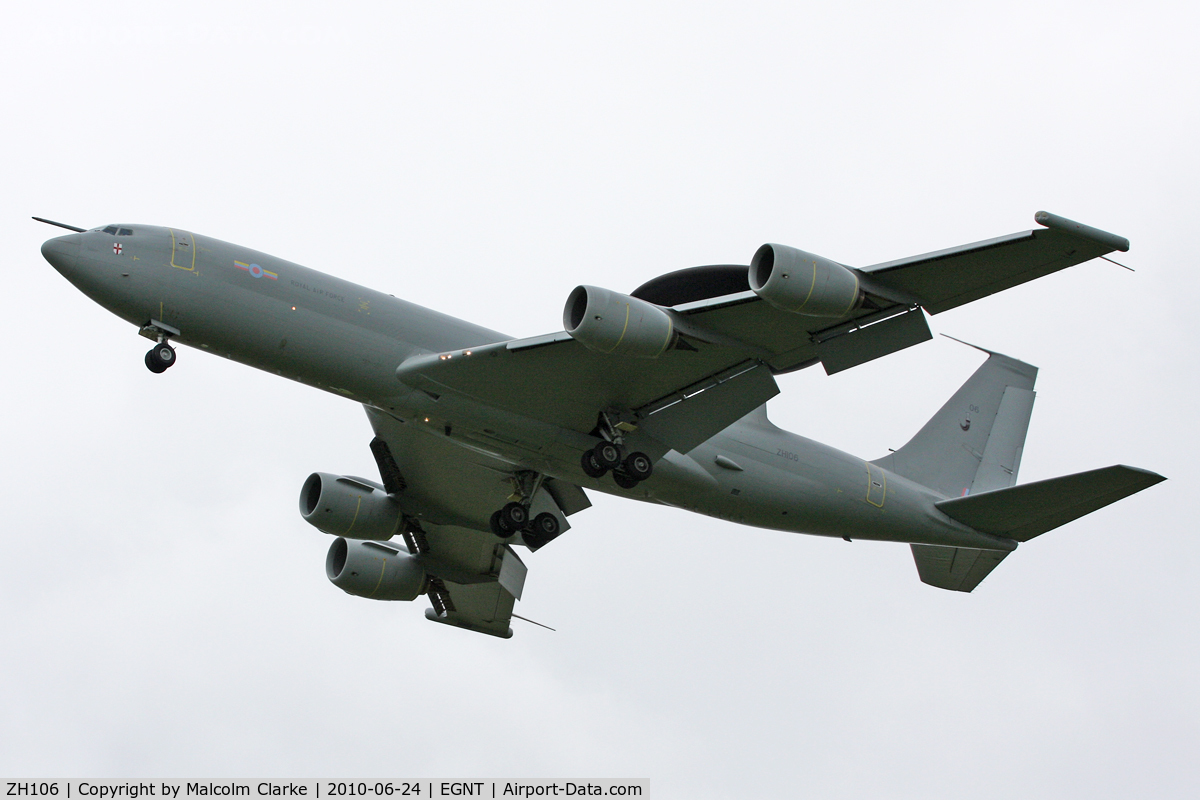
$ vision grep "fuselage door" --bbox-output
[169,228,197,271]
[866,461,887,507]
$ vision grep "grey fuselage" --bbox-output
[41,224,1009,552]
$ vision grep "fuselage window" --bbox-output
[103,225,119,235]
[118,228,133,236]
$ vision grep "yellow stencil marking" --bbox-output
[865,461,887,508]
[370,559,387,597]
[656,315,673,356]
[344,495,362,535]
[795,260,819,312]
[607,303,632,352]
[168,229,197,271]
[841,273,860,317]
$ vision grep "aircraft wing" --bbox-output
[861,210,1130,314]
[360,406,589,637]
[393,212,1129,456]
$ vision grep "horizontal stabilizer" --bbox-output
[911,545,1010,592]
[934,465,1165,542]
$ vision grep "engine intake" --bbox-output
[749,244,862,317]
[299,472,402,541]
[564,285,675,358]
[326,537,426,601]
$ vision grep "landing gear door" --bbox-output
[168,228,197,271]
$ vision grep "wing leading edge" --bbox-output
[391,212,1129,457]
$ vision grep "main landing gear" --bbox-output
[488,472,565,551]
[580,440,654,489]
[490,502,562,551]
[144,341,177,374]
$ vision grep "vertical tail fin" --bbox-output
[871,347,1037,498]
[879,346,1165,594]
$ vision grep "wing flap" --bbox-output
[815,307,932,375]
[638,361,780,453]
[425,580,516,639]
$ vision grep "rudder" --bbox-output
[872,347,1037,498]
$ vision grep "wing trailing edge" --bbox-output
[863,211,1129,315]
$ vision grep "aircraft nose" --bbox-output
[41,233,81,274]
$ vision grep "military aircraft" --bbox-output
[37,211,1164,638]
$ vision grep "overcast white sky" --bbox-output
[2,2,1197,797]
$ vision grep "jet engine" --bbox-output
[326,537,426,601]
[299,472,402,540]
[563,285,675,358]
[749,244,863,317]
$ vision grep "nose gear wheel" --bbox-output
[145,342,177,373]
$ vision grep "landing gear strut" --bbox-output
[579,412,655,489]
[487,472,566,552]
[491,507,563,551]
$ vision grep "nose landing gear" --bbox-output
[145,341,177,373]
[139,319,181,374]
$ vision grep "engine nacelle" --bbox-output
[563,285,675,358]
[299,472,401,541]
[749,244,862,317]
[326,537,426,601]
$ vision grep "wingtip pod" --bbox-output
[1034,211,1130,252]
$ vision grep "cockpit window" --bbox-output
[103,225,119,235]
[118,228,133,236]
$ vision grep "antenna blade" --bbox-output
[511,612,557,632]
[32,217,86,233]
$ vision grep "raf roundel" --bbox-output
[234,260,279,280]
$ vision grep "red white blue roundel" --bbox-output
[234,260,278,280]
